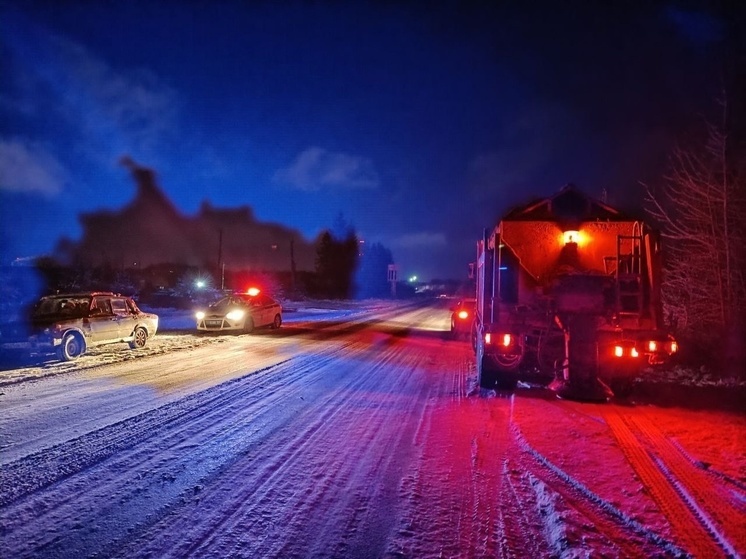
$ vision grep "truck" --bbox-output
[473,185,678,400]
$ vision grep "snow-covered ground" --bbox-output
[0,299,744,558]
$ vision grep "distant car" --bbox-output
[450,298,476,340]
[0,292,159,361]
[195,289,282,333]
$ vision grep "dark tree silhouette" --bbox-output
[315,227,360,299]
[644,96,746,374]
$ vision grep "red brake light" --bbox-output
[501,334,512,347]
[246,287,260,296]
[458,310,469,320]
[613,343,639,358]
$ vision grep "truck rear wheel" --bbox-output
[478,361,497,388]
[478,357,518,390]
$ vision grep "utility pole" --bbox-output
[217,228,223,273]
[290,238,297,294]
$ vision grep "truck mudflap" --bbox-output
[548,314,614,401]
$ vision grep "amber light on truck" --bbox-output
[559,228,588,247]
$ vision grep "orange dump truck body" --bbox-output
[474,185,676,397]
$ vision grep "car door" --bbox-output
[88,296,119,343]
[257,294,275,327]
[110,297,134,340]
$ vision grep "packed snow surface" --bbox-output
[0,299,744,558]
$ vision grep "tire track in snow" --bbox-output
[0,352,315,507]
[625,413,745,557]
[511,423,687,558]
[604,411,725,558]
[384,349,552,558]
[0,347,352,558]
[113,332,443,559]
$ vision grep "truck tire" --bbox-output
[479,356,519,390]
[478,362,497,388]
[608,378,633,398]
[479,366,518,390]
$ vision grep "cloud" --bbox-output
[54,36,181,157]
[0,139,67,196]
[2,15,181,165]
[389,231,447,249]
[274,147,379,191]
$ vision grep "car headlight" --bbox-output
[226,309,245,321]
[195,311,205,320]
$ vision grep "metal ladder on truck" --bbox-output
[615,223,644,316]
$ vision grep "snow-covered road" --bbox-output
[0,300,744,558]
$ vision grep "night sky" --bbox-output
[0,0,738,281]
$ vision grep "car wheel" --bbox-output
[128,327,148,349]
[272,314,282,329]
[58,332,85,361]
[243,318,254,333]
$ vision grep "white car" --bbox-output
[0,292,159,361]
[196,290,282,333]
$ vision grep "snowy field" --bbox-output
[0,299,744,558]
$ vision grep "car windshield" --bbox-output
[33,296,91,318]
[236,294,262,306]
[209,297,244,311]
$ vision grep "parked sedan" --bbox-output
[0,292,159,361]
[195,290,282,333]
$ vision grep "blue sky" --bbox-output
[0,0,733,280]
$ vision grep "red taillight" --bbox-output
[246,287,260,296]
[485,332,514,348]
[647,338,678,355]
[614,343,638,358]
[458,310,469,320]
